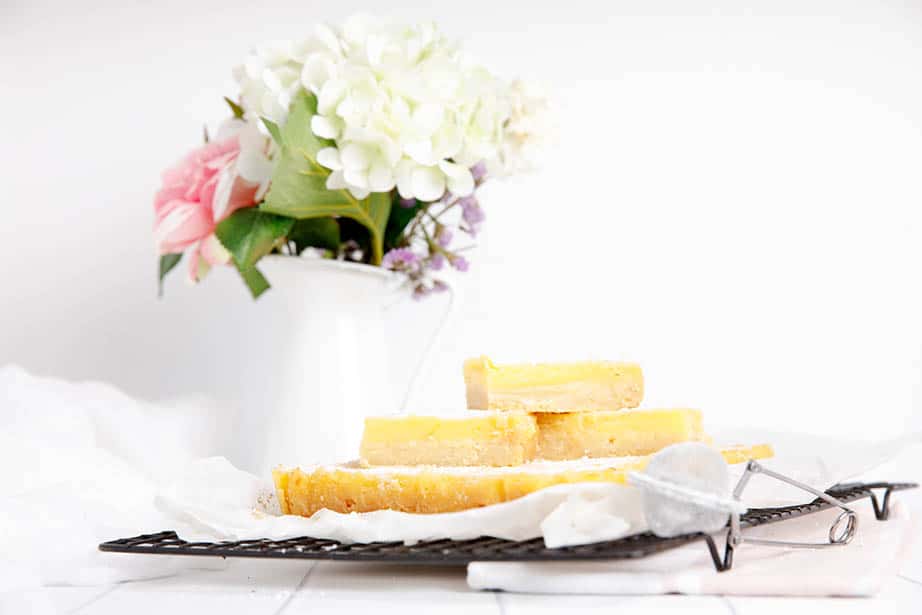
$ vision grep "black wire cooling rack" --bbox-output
[99,481,916,572]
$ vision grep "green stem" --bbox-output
[371,232,383,265]
[403,208,428,244]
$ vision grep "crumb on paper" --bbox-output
[255,487,281,515]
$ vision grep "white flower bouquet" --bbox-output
[153,14,548,298]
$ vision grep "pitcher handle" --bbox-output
[384,285,456,411]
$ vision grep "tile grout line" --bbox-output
[69,585,120,615]
[493,590,507,615]
[897,573,922,588]
[273,562,318,615]
[67,570,207,615]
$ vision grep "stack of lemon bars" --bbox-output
[274,357,773,517]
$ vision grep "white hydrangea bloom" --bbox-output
[495,79,552,175]
[232,41,304,125]
[233,14,547,200]
[232,27,343,125]
[451,67,511,166]
[303,15,508,200]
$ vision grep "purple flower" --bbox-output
[460,197,485,226]
[382,248,419,270]
[470,161,487,181]
[451,255,470,272]
[433,280,449,293]
[436,227,453,247]
[399,197,417,208]
[429,253,446,270]
[412,285,430,301]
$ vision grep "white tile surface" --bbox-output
[74,559,312,615]
[0,585,113,615]
[21,559,922,615]
[282,562,497,614]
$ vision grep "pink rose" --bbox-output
[153,131,262,282]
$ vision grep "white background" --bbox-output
[3,0,922,466]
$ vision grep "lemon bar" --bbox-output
[464,356,643,412]
[273,443,773,516]
[360,413,538,467]
[536,409,706,460]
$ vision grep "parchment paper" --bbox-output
[154,429,919,547]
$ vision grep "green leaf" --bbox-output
[238,266,270,299]
[224,96,246,119]
[158,253,182,297]
[261,118,282,144]
[260,91,392,264]
[288,217,341,254]
[215,208,294,271]
[384,198,421,250]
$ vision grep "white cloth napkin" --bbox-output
[0,366,228,592]
[467,499,918,596]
